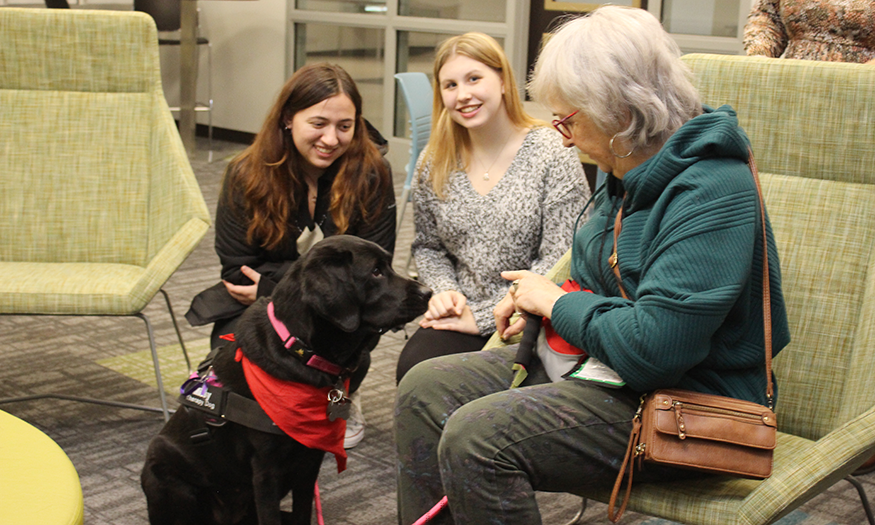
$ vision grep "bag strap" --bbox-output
[609,205,629,300]
[608,149,773,404]
[607,401,643,522]
[748,149,774,407]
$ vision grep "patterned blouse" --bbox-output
[412,126,590,335]
[744,0,875,63]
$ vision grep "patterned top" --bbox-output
[412,126,589,335]
[744,0,875,63]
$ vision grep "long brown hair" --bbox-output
[224,63,391,250]
[425,32,541,198]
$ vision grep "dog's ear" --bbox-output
[300,244,361,332]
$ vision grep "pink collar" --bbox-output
[267,301,345,377]
[268,301,298,349]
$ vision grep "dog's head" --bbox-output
[274,235,431,334]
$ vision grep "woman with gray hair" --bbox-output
[395,7,790,524]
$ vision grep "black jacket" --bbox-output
[186,132,396,327]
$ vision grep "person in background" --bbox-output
[395,7,790,524]
[394,32,589,383]
[744,0,875,63]
[186,63,396,449]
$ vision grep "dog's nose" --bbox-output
[408,281,432,312]
[415,282,432,302]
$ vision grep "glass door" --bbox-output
[648,0,753,55]
[287,0,529,148]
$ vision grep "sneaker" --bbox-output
[344,391,365,449]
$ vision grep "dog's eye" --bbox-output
[371,267,383,278]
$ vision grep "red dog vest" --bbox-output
[236,349,348,472]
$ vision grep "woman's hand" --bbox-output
[495,270,566,339]
[493,292,523,340]
[223,265,261,306]
[419,291,479,334]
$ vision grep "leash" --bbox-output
[414,315,542,522]
[511,315,543,388]
[413,496,448,525]
[315,481,325,525]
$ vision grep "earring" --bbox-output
[610,134,634,159]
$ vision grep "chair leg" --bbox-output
[0,393,170,415]
[136,312,171,422]
[563,497,588,525]
[159,288,192,372]
[0,313,175,421]
[847,475,875,525]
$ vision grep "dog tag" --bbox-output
[327,388,351,421]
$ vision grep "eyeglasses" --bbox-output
[552,110,579,139]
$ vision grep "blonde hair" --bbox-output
[424,32,541,198]
[529,7,701,155]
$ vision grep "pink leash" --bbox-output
[413,496,449,525]
[314,483,445,525]
[409,299,540,523]
[315,481,325,525]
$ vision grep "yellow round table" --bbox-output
[0,410,84,525]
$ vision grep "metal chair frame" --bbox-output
[564,475,875,525]
[134,0,213,157]
[0,289,191,422]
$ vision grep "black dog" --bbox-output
[141,236,431,525]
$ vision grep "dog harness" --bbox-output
[178,347,287,437]
[178,302,358,473]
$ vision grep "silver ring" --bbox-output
[511,279,520,293]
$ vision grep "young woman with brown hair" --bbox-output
[187,63,395,448]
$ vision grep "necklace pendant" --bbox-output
[483,172,489,180]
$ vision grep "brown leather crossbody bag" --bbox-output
[607,151,777,522]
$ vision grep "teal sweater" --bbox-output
[551,106,790,406]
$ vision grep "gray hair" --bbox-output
[528,6,701,154]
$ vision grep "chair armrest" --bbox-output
[145,98,211,261]
[740,405,875,524]
[127,217,210,313]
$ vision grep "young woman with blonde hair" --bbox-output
[395,32,588,382]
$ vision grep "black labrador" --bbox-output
[141,235,431,525]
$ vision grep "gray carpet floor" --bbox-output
[0,137,871,525]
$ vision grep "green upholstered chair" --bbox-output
[484,54,875,524]
[0,8,211,421]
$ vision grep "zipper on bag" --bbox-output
[671,401,769,439]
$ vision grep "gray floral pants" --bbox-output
[394,346,691,525]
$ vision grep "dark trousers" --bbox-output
[394,346,698,525]
[395,326,490,384]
